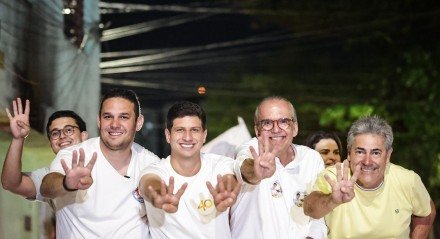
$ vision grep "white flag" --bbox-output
[201,116,252,158]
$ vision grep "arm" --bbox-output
[1,98,37,198]
[304,160,360,219]
[239,134,277,184]
[410,200,436,239]
[139,174,187,213]
[207,174,242,212]
[41,148,96,199]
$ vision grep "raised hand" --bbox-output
[249,132,278,180]
[324,160,360,204]
[207,174,242,212]
[148,177,187,213]
[6,98,30,139]
[61,148,97,191]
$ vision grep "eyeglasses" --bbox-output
[258,118,295,131]
[49,125,79,140]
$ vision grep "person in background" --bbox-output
[41,88,160,239]
[231,96,327,239]
[304,115,436,238]
[305,131,342,167]
[1,98,88,239]
[139,101,240,239]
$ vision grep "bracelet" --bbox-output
[63,175,78,192]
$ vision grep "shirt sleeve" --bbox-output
[410,172,432,217]
[233,138,256,183]
[28,167,50,202]
[307,217,328,239]
[312,166,337,194]
[212,155,235,176]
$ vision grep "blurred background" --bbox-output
[1,0,439,238]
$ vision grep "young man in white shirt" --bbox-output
[41,88,160,239]
[139,101,240,239]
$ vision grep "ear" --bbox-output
[203,129,207,144]
[81,131,89,141]
[136,115,144,132]
[96,115,101,129]
[292,121,299,137]
[254,125,260,137]
[386,148,393,163]
[165,128,171,143]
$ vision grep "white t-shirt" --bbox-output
[28,166,50,202]
[140,153,234,239]
[50,137,160,239]
[231,137,327,239]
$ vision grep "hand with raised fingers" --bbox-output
[6,98,30,139]
[148,177,187,213]
[324,160,360,204]
[207,174,242,212]
[250,132,278,181]
[61,148,97,191]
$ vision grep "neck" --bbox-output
[170,155,201,177]
[100,142,132,176]
[277,145,295,166]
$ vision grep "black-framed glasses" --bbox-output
[258,118,294,131]
[49,125,79,140]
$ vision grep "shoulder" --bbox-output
[294,144,325,169]
[132,142,160,163]
[236,137,258,157]
[387,163,420,185]
[202,153,234,162]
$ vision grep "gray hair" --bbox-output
[347,115,393,151]
[254,96,297,125]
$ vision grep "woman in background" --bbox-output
[305,131,342,167]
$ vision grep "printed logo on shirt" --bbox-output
[197,198,215,216]
[395,209,400,214]
[132,187,144,203]
[271,180,283,198]
[294,191,307,207]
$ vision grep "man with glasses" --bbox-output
[230,96,327,239]
[2,98,88,202]
[303,115,436,238]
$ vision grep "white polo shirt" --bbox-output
[231,137,327,239]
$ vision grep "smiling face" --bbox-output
[315,138,341,167]
[254,99,298,155]
[348,133,392,189]
[98,97,143,152]
[48,117,87,154]
[166,116,207,162]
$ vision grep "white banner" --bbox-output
[201,116,252,158]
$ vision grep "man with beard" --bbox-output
[230,96,327,239]
[41,88,160,239]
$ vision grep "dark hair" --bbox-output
[100,88,141,119]
[305,131,343,155]
[46,110,87,139]
[166,101,206,130]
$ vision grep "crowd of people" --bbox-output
[1,88,436,238]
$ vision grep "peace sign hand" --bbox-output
[6,98,30,139]
[250,132,278,181]
[148,176,187,213]
[324,160,360,204]
[61,148,97,191]
[207,174,242,212]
